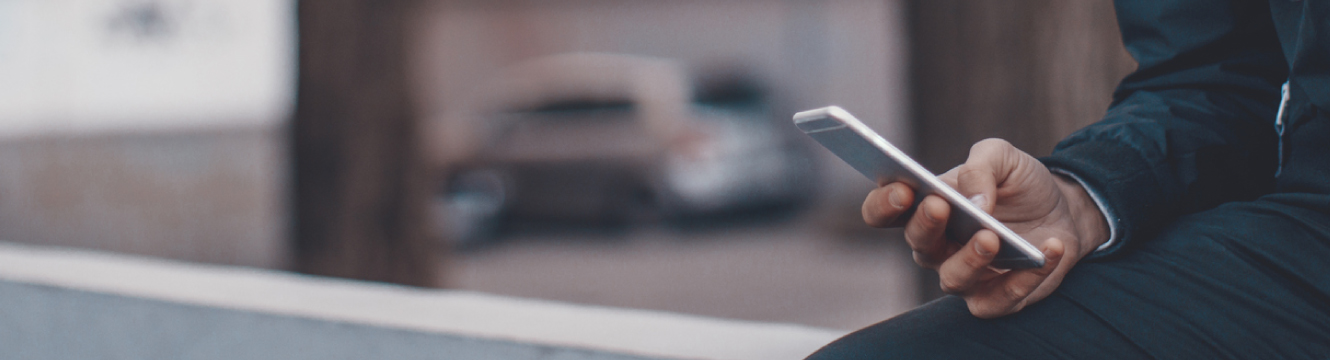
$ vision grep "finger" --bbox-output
[970,237,1067,319]
[956,139,1019,214]
[937,229,1002,294]
[938,165,961,189]
[904,195,951,268]
[862,183,915,228]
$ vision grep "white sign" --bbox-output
[0,0,294,136]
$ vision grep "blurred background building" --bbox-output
[0,0,292,268]
[0,0,1132,331]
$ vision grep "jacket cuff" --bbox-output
[1047,168,1118,253]
[1039,140,1164,260]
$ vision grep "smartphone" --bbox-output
[794,106,1045,269]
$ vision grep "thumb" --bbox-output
[956,139,1019,214]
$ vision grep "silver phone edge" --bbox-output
[795,106,1047,268]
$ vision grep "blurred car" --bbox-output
[433,53,812,245]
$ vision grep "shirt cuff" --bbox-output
[1048,168,1118,252]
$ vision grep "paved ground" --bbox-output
[447,212,925,330]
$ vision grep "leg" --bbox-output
[806,294,1149,360]
[808,194,1330,360]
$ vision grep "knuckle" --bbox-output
[966,299,1000,319]
[938,274,964,294]
[861,203,884,227]
[1003,284,1032,301]
[904,227,928,250]
[865,203,906,229]
[963,250,989,269]
[971,138,1012,153]
[861,191,883,225]
[912,251,939,269]
[915,212,937,232]
[957,165,987,178]
[955,167,988,186]
[917,199,946,229]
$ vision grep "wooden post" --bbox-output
[906,0,1135,302]
[908,0,1135,170]
[292,0,438,287]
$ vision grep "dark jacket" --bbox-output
[1040,0,1329,258]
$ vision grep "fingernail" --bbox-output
[888,188,907,209]
[975,240,992,256]
[969,194,988,209]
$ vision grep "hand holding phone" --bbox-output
[794,106,1045,269]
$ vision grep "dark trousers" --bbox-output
[807,193,1330,359]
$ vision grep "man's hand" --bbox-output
[862,138,1109,318]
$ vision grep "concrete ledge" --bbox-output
[0,242,845,360]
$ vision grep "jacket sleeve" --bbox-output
[1038,0,1288,259]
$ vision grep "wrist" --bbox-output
[1052,173,1110,257]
